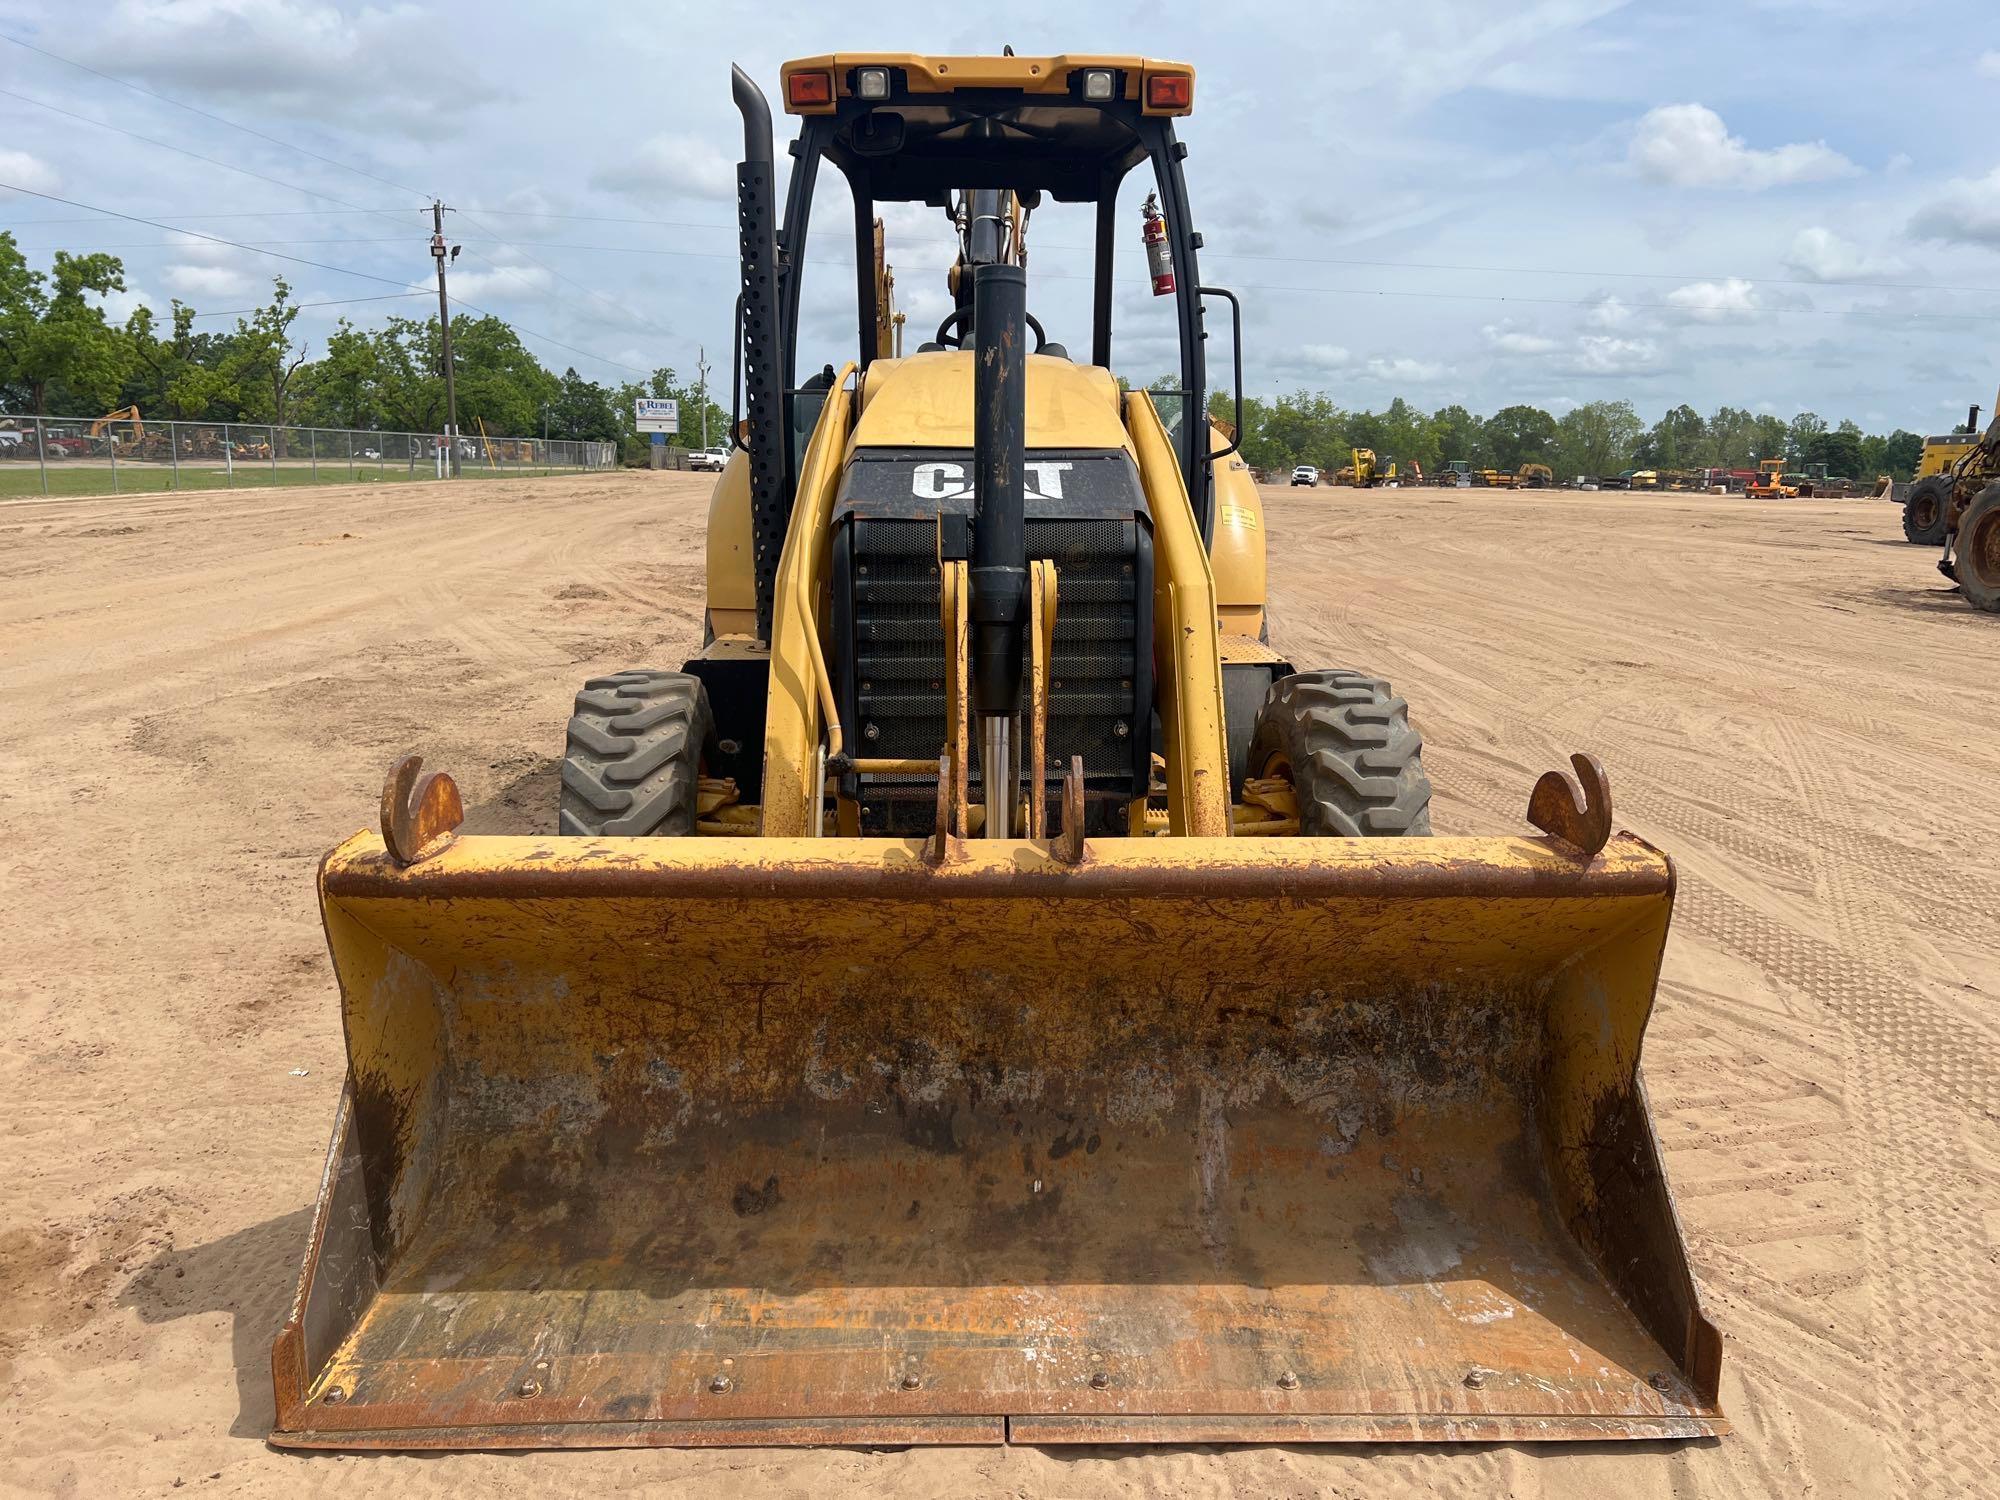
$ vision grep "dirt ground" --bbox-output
[2,471,1994,1498]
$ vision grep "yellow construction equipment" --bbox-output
[1335,446,1396,486]
[273,51,1725,1451]
[89,405,143,443]
[1743,459,1799,499]
[1904,393,1996,543]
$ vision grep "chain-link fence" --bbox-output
[0,414,618,499]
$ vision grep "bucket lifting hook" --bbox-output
[1527,752,1613,858]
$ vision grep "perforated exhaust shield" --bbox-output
[273,833,1724,1448]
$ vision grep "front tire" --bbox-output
[1952,482,2000,613]
[1903,475,1951,545]
[1249,670,1433,836]
[559,670,713,835]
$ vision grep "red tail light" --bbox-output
[786,70,833,108]
[1145,73,1191,111]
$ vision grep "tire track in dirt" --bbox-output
[1771,717,2000,1498]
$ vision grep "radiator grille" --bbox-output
[849,518,1142,835]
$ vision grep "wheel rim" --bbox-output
[1969,507,2000,589]
[1912,494,1939,529]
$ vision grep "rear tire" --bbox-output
[1903,475,1951,545]
[1952,483,2000,613]
[559,670,713,836]
[1250,670,1433,836]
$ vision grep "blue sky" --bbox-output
[1,0,1995,431]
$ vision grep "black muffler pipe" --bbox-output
[732,63,789,646]
[969,263,1028,723]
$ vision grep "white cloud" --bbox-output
[94,283,153,324]
[1584,294,1638,330]
[0,148,60,195]
[1482,323,1559,355]
[1365,0,1628,105]
[447,263,555,300]
[166,232,242,269]
[1782,226,1907,282]
[70,0,501,132]
[1629,103,1858,190]
[1560,336,1665,375]
[592,134,737,202]
[1909,166,2000,249]
[163,264,257,299]
[1366,356,1448,383]
[1296,344,1353,371]
[1978,50,2000,79]
[1666,277,1760,322]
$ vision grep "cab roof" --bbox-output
[777,54,1195,204]
[779,53,1194,115]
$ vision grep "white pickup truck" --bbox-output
[687,446,732,473]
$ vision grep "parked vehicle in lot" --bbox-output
[688,446,732,472]
[1290,464,1319,486]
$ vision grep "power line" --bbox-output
[0,31,425,200]
[18,189,1996,302]
[0,181,414,286]
[10,179,1978,337]
[0,209,419,223]
[6,236,419,250]
[454,209,691,355]
[0,183,665,380]
[0,85,393,218]
[1198,246,2000,299]
[448,294,656,377]
[188,291,430,319]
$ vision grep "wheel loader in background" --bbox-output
[1903,395,1993,544]
[273,52,1725,1450]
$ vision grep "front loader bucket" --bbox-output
[273,831,1724,1449]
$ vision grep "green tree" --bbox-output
[1700,406,1760,469]
[1748,414,1789,466]
[1482,403,1558,470]
[551,366,619,441]
[1643,403,1705,469]
[451,315,560,437]
[224,278,309,444]
[1428,404,1487,468]
[123,299,238,419]
[0,236,134,414]
[297,318,382,429]
[1553,399,1644,480]
[1861,429,1922,480]
[1804,419,1864,478]
[1785,411,1827,463]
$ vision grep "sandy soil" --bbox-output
[2,471,1994,1498]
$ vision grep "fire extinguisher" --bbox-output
[1140,191,1175,297]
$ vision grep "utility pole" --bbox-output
[430,200,461,477]
[696,345,710,450]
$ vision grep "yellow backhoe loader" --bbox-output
[272,52,1725,1451]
